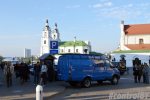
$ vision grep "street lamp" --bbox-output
[74,36,76,53]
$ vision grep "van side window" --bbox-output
[104,62,110,67]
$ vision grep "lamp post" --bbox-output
[74,36,76,53]
[32,55,33,67]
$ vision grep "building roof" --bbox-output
[125,44,150,50]
[124,24,150,35]
[59,41,88,47]
[39,53,55,61]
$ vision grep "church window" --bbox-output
[61,49,63,53]
[139,39,144,44]
[44,32,47,37]
[54,35,56,39]
[68,49,71,53]
[76,49,78,53]
[84,49,88,54]
[44,40,46,44]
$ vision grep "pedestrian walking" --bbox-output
[4,62,14,87]
[14,63,20,79]
[133,64,139,83]
[137,65,143,83]
[34,62,41,85]
[19,62,28,85]
[143,64,146,83]
[40,62,48,86]
[143,63,149,84]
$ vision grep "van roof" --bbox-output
[60,54,107,60]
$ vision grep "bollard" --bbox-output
[36,85,43,100]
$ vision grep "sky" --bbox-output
[0,0,150,57]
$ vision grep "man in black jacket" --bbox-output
[34,62,41,85]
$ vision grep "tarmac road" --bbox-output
[50,71,150,100]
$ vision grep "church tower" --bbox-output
[51,23,61,42]
[40,19,51,56]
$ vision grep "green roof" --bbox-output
[59,41,88,47]
[113,50,150,53]
[90,52,103,56]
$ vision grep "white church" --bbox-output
[119,20,150,51]
[40,19,91,56]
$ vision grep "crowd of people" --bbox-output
[0,61,53,88]
[0,57,150,88]
[133,58,150,84]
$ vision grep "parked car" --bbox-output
[57,54,120,88]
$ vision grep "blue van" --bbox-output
[57,54,120,87]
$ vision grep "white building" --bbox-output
[24,48,31,58]
[40,19,91,56]
[59,40,91,54]
[119,21,150,51]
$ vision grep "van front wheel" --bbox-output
[111,76,119,85]
[82,78,91,88]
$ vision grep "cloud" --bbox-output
[0,34,40,40]
[92,2,112,8]
[91,3,150,20]
[66,5,80,9]
[127,4,133,7]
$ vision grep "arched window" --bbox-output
[61,49,63,53]
[44,40,46,44]
[68,49,71,53]
[76,49,78,53]
[139,39,143,44]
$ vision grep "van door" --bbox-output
[103,60,114,79]
[70,58,93,81]
[93,60,105,80]
[57,56,70,81]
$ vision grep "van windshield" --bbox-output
[93,60,104,64]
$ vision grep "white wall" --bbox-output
[59,46,90,54]
[111,53,150,67]
[125,34,150,44]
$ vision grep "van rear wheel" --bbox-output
[82,78,91,88]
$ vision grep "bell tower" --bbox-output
[51,23,61,42]
[40,19,51,56]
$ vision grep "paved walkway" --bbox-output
[0,69,66,100]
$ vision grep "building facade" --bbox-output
[24,48,31,58]
[59,40,91,54]
[120,21,150,50]
[40,19,91,56]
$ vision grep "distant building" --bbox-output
[120,21,150,50]
[40,19,91,56]
[24,48,31,58]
